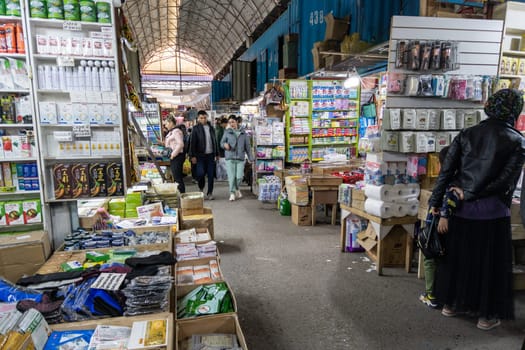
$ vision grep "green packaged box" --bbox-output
[125,209,138,218]
[29,0,47,18]
[96,0,111,23]
[79,0,95,22]
[5,201,23,225]
[109,197,126,211]
[0,202,6,226]
[86,251,109,262]
[61,260,83,272]
[125,192,142,208]
[23,199,42,224]
[5,0,21,16]
[47,0,64,19]
[63,0,79,21]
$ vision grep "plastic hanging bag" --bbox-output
[216,157,228,181]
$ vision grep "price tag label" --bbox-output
[63,21,82,31]
[73,124,91,138]
[56,56,75,67]
[70,91,86,103]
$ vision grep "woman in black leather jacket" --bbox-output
[429,89,525,331]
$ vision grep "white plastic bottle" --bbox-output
[92,61,100,91]
[58,66,66,91]
[37,65,45,89]
[85,60,93,90]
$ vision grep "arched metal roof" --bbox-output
[122,0,281,76]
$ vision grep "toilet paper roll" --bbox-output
[364,199,394,218]
[402,201,419,216]
[406,183,420,197]
[392,183,405,197]
[394,204,407,217]
[364,184,393,201]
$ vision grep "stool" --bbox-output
[310,186,338,225]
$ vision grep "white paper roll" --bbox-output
[364,199,394,218]
[402,201,419,216]
[364,184,393,201]
[392,184,405,198]
[405,183,420,197]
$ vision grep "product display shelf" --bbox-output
[285,79,311,163]
[0,6,46,233]
[26,6,127,204]
[310,79,360,161]
[494,2,525,88]
[253,117,284,196]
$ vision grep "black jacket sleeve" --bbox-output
[428,132,462,208]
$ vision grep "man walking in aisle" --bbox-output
[188,110,218,199]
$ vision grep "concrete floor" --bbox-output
[197,181,525,350]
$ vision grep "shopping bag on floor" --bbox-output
[216,158,228,181]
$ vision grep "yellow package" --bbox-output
[145,319,167,346]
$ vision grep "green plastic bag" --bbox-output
[279,192,291,216]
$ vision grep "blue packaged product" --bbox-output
[23,164,31,178]
[30,163,37,177]
[24,179,32,191]
[31,178,39,191]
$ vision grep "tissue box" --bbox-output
[428,109,440,130]
[381,131,399,152]
[399,132,415,153]
[441,110,456,130]
[402,109,417,129]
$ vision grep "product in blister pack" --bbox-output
[405,75,419,96]
[88,325,131,350]
[420,42,432,71]
[395,40,407,68]
[432,75,445,97]
[418,75,433,96]
[431,41,442,70]
[408,41,421,70]
[387,72,405,94]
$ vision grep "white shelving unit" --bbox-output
[22,0,127,244]
[0,8,45,233]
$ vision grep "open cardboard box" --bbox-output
[174,256,223,286]
[175,282,237,321]
[0,230,51,283]
[56,224,174,254]
[181,207,214,239]
[50,312,174,350]
[176,314,248,350]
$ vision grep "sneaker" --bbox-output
[477,318,501,331]
[229,193,235,201]
[441,305,457,317]
[419,293,438,308]
[235,190,242,199]
[206,194,214,200]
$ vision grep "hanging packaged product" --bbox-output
[5,0,21,17]
[0,0,6,15]
[29,0,47,18]
[47,0,64,19]
[15,22,24,53]
[96,0,111,23]
[79,0,96,22]
[63,0,80,21]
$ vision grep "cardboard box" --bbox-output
[180,192,204,215]
[106,162,124,196]
[324,13,350,41]
[181,207,214,239]
[278,67,298,79]
[71,163,90,198]
[89,162,107,197]
[0,230,51,283]
[291,204,312,226]
[176,314,248,350]
[176,282,237,321]
[50,312,174,350]
[307,175,343,187]
[52,163,73,199]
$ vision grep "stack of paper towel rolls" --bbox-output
[363,183,420,218]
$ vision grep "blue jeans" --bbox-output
[196,153,216,195]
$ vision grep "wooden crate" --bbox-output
[307,175,343,187]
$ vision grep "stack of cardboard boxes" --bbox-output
[312,13,350,70]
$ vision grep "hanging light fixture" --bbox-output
[344,68,361,88]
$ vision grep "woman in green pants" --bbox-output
[220,115,254,201]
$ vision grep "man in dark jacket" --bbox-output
[188,110,218,199]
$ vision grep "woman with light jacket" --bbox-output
[220,115,253,201]
[164,114,186,193]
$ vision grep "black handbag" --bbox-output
[417,213,446,259]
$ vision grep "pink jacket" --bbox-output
[164,128,184,159]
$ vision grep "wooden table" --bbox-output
[310,186,339,225]
[340,204,418,275]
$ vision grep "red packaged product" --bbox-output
[4,23,17,53]
[0,25,7,53]
[15,23,24,54]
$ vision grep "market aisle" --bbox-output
[199,181,525,350]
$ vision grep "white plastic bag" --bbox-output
[216,158,228,181]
